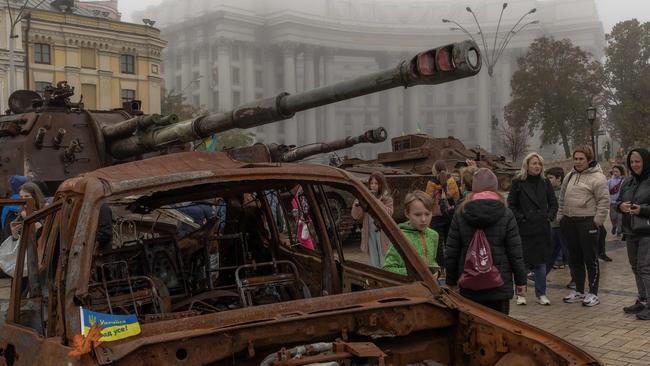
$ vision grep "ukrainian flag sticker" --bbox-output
[80,307,141,342]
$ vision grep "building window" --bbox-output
[213,91,219,111]
[152,64,159,74]
[232,44,240,61]
[120,54,135,74]
[175,76,182,90]
[121,89,136,103]
[34,43,51,64]
[35,81,52,96]
[254,70,263,88]
[233,91,241,106]
[192,49,199,66]
[232,67,240,85]
[81,84,97,109]
[211,45,219,61]
[254,49,262,64]
[80,48,95,69]
[446,92,454,105]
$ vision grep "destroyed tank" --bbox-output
[337,134,519,222]
[0,39,480,197]
[340,133,518,189]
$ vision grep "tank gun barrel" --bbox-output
[107,40,481,160]
[271,127,387,162]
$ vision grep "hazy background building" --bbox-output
[136,0,604,160]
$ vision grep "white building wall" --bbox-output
[136,0,605,161]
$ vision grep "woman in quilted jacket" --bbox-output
[445,168,527,315]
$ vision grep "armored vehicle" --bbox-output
[0,151,601,365]
[340,134,518,189]
[337,134,519,222]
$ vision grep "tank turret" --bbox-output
[0,40,481,196]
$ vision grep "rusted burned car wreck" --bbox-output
[0,151,600,365]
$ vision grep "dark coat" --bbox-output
[507,175,558,266]
[445,199,527,302]
[616,148,650,237]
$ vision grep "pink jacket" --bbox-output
[351,194,394,255]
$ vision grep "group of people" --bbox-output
[351,144,650,320]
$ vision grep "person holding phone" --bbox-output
[616,148,650,320]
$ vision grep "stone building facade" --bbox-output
[137,0,605,160]
[0,1,165,114]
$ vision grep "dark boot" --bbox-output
[636,306,650,320]
[624,300,647,314]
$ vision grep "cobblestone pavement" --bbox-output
[509,239,650,366]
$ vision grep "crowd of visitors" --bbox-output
[349,143,649,320]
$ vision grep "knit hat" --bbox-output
[9,175,28,194]
[472,168,499,193]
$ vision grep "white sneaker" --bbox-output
[582,293,600,307]
[516,295,527,305]
[563,291,585,303]
[536,295,551,305]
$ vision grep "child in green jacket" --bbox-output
[384,190,439,276]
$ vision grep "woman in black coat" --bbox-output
[616,148,650,320]
[446,168,527,315]
[508,153,558,306]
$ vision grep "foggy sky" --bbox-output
[119,0,650,34]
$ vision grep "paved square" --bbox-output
[509,239,650,366]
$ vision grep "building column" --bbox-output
[181,46,192,95]
[281,41,298,145]
[477,66,492,152]
[322,47,337,141]
[497,50,512,155]
[216,37,233,111]
[243,42,256,103]
[198,44,211,110]
[303,45,317,143]
[376,53,401,141]
[262,46,277,142]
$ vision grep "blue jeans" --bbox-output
[532,263,547,297]
[547,227,569,275]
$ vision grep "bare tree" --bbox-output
[500,123,529,162]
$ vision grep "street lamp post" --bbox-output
[442,3,537,154]
[586,105,597,160]
[443,4,538,77]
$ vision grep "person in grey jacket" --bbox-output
[616,148,650,320]
[558,145,609,307]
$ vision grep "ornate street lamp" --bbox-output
[443,3,538,76]
[586,105,597,159]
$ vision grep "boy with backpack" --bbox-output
[445,168,527,315]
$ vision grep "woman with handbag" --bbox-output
[445,168,527,315]
[616,148,650,320]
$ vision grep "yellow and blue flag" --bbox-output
[80,307,141,342]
